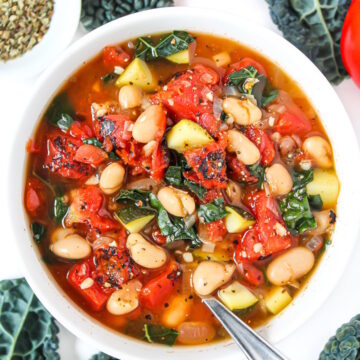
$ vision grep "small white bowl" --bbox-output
[0,0,81,78]
[9,7,360,360]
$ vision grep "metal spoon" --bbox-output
[202,297,287,360]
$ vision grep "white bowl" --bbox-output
[0,0,81,78]
[9,7,360,360]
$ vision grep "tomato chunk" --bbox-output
[275,111,312,136]
[226,153,258,184]
[245,126,275,166]
[43,130,92,179]
[69,121,94,141]
[206,219,227,242]
[25,177,47,216]
[93,243,140,291]
[74,144,108,167]
[66,186,120,234]
[68,261,108,311]
[103,46,131,67]
[183,138,227,189]
[152,227,167,245]
[235,190,293,261]
[93,114,134,152]
[236,261,265,286]
[140,262,181,310]
[151,64,221,136]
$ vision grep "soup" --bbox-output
[24,32,339,346]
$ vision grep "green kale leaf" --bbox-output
[266,0,351,84]
[165,166,182,186]
[31,222,46,244]
[292,169,314,190]
[197,198,229,224]
[150,193,201,248]
[115,189,151,205]
[144,324,178,346]
[279,187,317,233]
[53,195,69,225]
[135,31,195,61]
[0,278,60,360]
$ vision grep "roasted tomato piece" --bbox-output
[151,64,220,136]
[93,242,140,291]
[43,130,92,179]
[224,57,267,83]
[66,186,120,234]
[235,190,293,261]
[206,219,227,242]
[68,261,108,311]
[275,111,312,136]
[74,144,108,167]
[103,46,131,67]
[69,121,94,141]
[152,227,167,245]
[93,114,134,152]
[226,153,258,184]
[183,139,227,189]
[245,126,275,166]
[236,261,265,286]
[25,177,47,216]
[140,262,182,310]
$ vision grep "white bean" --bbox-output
[177,321,216,345]
[266,247,315,286]
[157,187,195,217]
[265,163,293,196]
[192,261,235,296]
[126,233,167,269]
[50,228,91,260]
[100,162,125,195]
[106,279,142,315]
[132,105,164,143]
[227,129,260,165]
[279,136,296,157]
[118,85,143,109]
[302,136,332,169]
[222,97,262,125]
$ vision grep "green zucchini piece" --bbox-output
[265,286,292,315]
[218,281,258,311]
[224,206,255,233]
[166,49,190,64]
[115,206,156,233]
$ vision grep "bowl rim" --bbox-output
[9,6,360,360]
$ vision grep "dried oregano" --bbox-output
[0,0,54,62]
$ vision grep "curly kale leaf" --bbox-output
[0,278,60,360]
[320,314,360,360]
[90,353,118,360]
[266,0,351,84]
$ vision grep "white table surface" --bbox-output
[1,0,360,359]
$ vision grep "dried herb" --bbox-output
[0,0,54,62]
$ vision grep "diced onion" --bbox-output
[213,97,223,119]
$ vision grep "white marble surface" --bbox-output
[1,0,360,359]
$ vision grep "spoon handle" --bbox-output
[202,298,287,360]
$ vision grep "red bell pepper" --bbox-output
[341,0,360,88]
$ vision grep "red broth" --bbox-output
[24,32,338,346]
